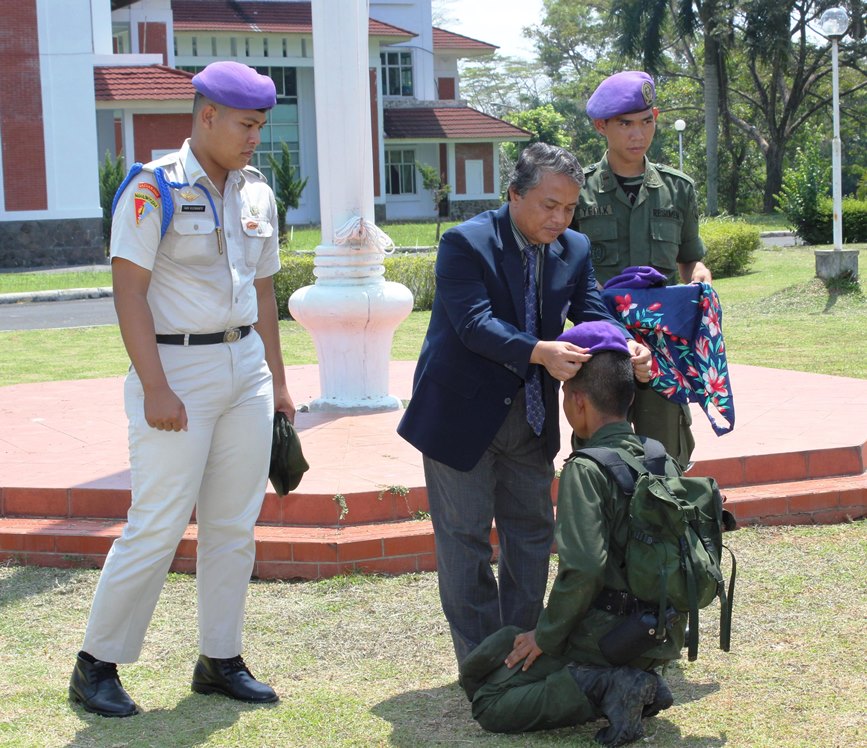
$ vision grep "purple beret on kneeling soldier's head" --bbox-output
[192,61,277,111]
[557,321,631,356]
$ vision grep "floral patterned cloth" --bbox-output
[601,280,735,436]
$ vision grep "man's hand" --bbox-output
[679,260,713,284]
[143,384,188,432]
[274,384,296,423]
[505,629,543,672]
[530,340,591,381]
[627,339,652,383]
[690,262,713,283]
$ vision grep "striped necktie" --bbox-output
[522,244,544,436]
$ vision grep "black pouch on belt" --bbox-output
[598,610,661,666]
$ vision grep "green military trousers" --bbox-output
[461,626,599,733]
[630,383,695,470]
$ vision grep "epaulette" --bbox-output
[583,162,601,176]
[654,162,695,185]
[242,164,268,182]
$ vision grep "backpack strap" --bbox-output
[572,447,637,495]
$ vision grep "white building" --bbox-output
[0,0,530,267]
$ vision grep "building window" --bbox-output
[385,149,416,195]
[211,37,218,56]
[282,38,288,57]
[263,38,269,57]
[380,51,413,96]
[191,36,198,56]
[113,23,131,54]
[248,67,302,192]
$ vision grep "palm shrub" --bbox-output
[268,143,308,237]
[416,162,450,241]
[699,218,761,277]
[99,150,126,251]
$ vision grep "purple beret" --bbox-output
[192,61,277,110]
[557,321,631,355]
[586,71,655,120]
[603,265,667,289]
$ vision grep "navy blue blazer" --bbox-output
[397,203,622,471]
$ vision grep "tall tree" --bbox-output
[730,0,867,211]
[611,0,730,215]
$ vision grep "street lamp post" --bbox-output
[674,119,686,171]
[815,7,859,280]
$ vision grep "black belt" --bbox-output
[593,588,644,617]
[156,326,252,346]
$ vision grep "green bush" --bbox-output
[699,218,761,277]
[384,252,436,310]
[274,251,437,318]
[274,252,316,318]
[808,197,867,244]
[776,135,830,244]
[99,151,126,251]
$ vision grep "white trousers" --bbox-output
[82,331,273,663]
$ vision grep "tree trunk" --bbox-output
[763,143,785,214]
[703,41,720,216]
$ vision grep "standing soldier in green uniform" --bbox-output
[572,71,712,468]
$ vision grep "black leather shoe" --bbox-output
[69,651,139,718]
[191,655,278,703]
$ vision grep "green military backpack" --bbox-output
[576,439,738,661]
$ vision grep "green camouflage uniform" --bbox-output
[571,153,706,467]
[465,422,686,733]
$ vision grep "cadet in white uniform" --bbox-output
[69,61,295,718]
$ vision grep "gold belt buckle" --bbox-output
[223,327,241,343]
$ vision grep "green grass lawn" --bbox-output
[1,246,865,385]
[0,522,864,747]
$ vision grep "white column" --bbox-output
[288,0,413,411]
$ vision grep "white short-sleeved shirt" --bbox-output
[110,139,281,335]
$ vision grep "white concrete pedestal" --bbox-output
[815,248,860,281]
[289,246,413,411]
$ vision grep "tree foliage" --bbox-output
[98,151,126,250]
[416,162,451,240]
[267,143,308,237]
[776,133,832,243]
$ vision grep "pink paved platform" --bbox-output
[1,362,866,495]
[1,362,865,578]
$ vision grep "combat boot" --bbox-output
[643,670,674,718]
[568,664,657,747]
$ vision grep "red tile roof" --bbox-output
[432,27,497,53]
[170,1,415,39]
[94,65,195,102]
[383,107,531,140]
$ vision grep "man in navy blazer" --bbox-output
[397,143,651,666]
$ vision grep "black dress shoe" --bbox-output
[69,651,139,718]
[191,654,278,703]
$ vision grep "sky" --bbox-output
[435,0,546,60]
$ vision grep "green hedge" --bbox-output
[807,197,867,244]
[698,219,761,277]
[274,251,436,318]
[274,220,759,317]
